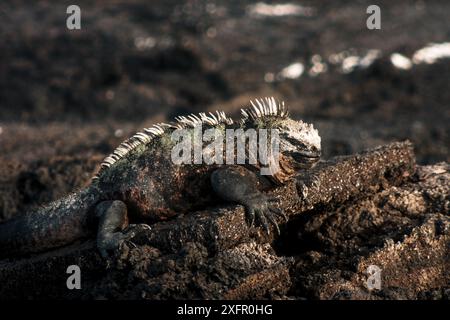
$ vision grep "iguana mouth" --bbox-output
[291,150,321,163]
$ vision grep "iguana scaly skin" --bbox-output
[0,98,321,258]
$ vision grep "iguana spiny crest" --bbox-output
[93,97,321,182]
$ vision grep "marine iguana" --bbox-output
[0,97,321,258]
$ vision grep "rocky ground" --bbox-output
[0,0,448,299]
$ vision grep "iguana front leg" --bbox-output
[211,166,287,234]
[95,200,150,257]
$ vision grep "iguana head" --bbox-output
[241,97,321,181]
[276,117,321,169]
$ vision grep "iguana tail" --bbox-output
[0,187,100,258]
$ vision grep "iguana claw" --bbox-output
[244,194,284,235]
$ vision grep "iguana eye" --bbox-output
[284,136,306,148]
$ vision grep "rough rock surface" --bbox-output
[291,163,449,299]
